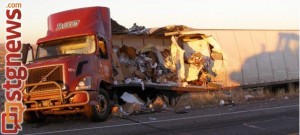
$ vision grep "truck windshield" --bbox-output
[37,35,96,59]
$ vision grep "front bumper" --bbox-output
[22,81,90,111]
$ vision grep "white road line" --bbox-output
[243,123,265,130]
[24,104,299,135]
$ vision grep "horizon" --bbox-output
[0,29,299,45]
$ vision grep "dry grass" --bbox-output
[262,83,299,99]
[287,83,299,97]
[172,83,299,109]
[174,91,232,110]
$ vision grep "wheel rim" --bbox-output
[95,94,107,115]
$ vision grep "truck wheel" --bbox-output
[85,89,111,122]
[23,111,46,123]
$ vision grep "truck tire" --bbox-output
[85,89,111,122]
[23,111,46,123]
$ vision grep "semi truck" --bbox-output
[20,6,299,122]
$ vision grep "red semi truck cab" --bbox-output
[22,7,114,122]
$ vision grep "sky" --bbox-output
[0,0,299,44]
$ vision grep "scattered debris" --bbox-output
[117,96,170,116]
[244,95,254,101]
[219,100,225,106]
[112,31,223,89]
[128,23,146,35]
[230,101,235,106]
[184,106,191,110]
[162,103,167,110]
[120,92,145,105]
[119,92,160,115]
[111,105,120,116]
[219,100,235,106]
[226,101,235,106]
[149,117,157,121]
[119,103,142,116]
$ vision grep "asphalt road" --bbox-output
[22,98,299,135]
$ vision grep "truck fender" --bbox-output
[86,91,99,105]
[87,101,99,106]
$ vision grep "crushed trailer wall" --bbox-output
[112,30,299,88]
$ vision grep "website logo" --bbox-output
[1,2,27,134]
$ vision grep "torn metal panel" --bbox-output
[165,29,206,36]
[148,25,190,36]
[128,25,190,36]
[183,39,211,58]
[201,35,222,54]
[211,60,226,85]
[202,57,216,76]
[211,52,223,60]
[184,64,202,81]
[171,36,186,81]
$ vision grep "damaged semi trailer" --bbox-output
[20,7,299,122]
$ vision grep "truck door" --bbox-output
[97,37,112,83]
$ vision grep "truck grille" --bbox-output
[27,65,64,92]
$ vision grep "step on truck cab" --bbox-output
[22,7,113,122]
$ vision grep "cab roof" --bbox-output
[37,6,111,44]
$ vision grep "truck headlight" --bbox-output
[75,76,92,90]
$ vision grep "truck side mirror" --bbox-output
[20,43,34,64]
